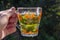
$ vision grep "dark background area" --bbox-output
[0,0,60,40]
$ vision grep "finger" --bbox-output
[6,13,17,29]
[6,7,16,18]
[0,10,9,31]
[0,7,16,18]
[0,15,8,30]
[10,7,16,12]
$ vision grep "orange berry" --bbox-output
[26,31,32,34]
[36,29,38,32]
[38,12,42,21]
[38,16,41,21]
[30,13,35,19]
[19,16,22,20]
[22,29,27,34]
[17,14,22,21]
[34,29,38,34]
[24,14,30,19]
[40,12,42,17]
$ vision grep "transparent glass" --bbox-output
[17,7,42,37]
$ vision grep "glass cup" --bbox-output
[17,7,42,37]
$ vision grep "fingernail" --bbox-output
[11,7,16,11]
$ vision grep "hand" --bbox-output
[0,7,17,39]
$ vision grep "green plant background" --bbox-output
[0,0,60,40]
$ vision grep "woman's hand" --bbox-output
[0,7,17,39]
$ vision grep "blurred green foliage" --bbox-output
[0,0,60,40]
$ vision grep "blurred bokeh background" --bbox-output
[0,0,60,40]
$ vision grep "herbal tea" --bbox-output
[17,11,41,36]
[17,7,42,37]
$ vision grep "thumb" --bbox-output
[0,7,16,30]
